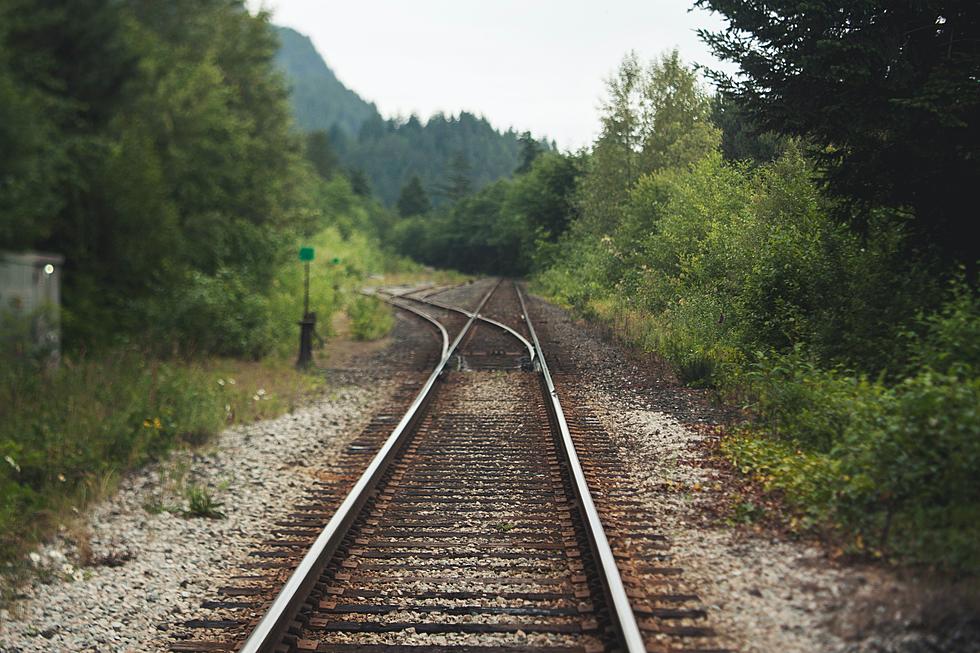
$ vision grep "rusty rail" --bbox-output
[237,281,499,653]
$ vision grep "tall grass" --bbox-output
[0,351,320,563]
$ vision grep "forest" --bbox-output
[0,0,405,561]
[273,25,543,207]
[395,6,980,568]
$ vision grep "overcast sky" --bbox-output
[249,1,731,150]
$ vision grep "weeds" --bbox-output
[183,485,225,519]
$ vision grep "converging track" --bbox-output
[170,279,722,653]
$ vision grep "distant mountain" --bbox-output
[272,26,544,207]
[273,26,379,136]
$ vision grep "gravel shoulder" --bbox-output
[526,292,979,653]
[0,374,396,653]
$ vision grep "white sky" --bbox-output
[249,1,731,150]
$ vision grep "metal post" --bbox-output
[296,312,316,369]
[303,261,310,316]
[297,261,315,369]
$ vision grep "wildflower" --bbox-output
[72,569,85,582]
[3,455,19,473]
[61,563,74,576]
[58,474,66,482]
[143,419,152,428]
[252,394,260,401]
[153,417,162,430]
[257,388,266,396]
[224,404,231,412]
[28,552,41,566]
[217,378,226,386]
[228,378,236,385]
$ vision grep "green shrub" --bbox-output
[347,296,394,341]
[725,316,980,568]
[148,268,276,359]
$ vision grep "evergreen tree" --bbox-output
[438,151,473,202]
[396,175,431,217]
[349,168,372,197]
[305,130,338,179]
[515,131,542,174]
[696,0,980,263]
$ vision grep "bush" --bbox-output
[347,295,394,341]
[725,290,980,568]
[536,139,980,569]
[148,269,276,359]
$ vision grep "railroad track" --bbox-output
[170,279,723,653]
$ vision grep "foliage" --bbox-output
[393,151,581,275]
[0,1,405,566]
[347,296,395,341]
[725,314,980,568]
[696,0,980,264]
[577,50,716,236]
[0,351,219,559]
[0,0,305,353]
[528,49,978,569]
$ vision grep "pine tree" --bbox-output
[397,175,431,217]
[437,151,473,202]
[305,130,338,179]
[515,131,542,174]
[696,0,980,263]
[348,168,371,197]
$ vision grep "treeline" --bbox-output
[272,26,548,207]
[395,4,980,569]
[0,0,393,357]
[329,112,546,208]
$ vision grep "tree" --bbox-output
[0,0,316,353]
[508,153,579,243]
[515,131,542,174]
[306,130,338,179]
[711,94,784,165]
[696,0,980,264]
[577,50,713,235]
[396,175,431,217]
[437,151,473,202]
[348,168,371,197]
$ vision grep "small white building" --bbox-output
[0,251,64,364]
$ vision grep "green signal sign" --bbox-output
[299,247,315,262]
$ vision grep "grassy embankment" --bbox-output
[0,228,454,569]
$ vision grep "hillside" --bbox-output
[273,26,379,136]
[272,26,541,206]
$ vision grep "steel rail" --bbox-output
[238,280,500,653]
[371,291,450,361]
[393,286,536,365]
[514,281,647,653]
